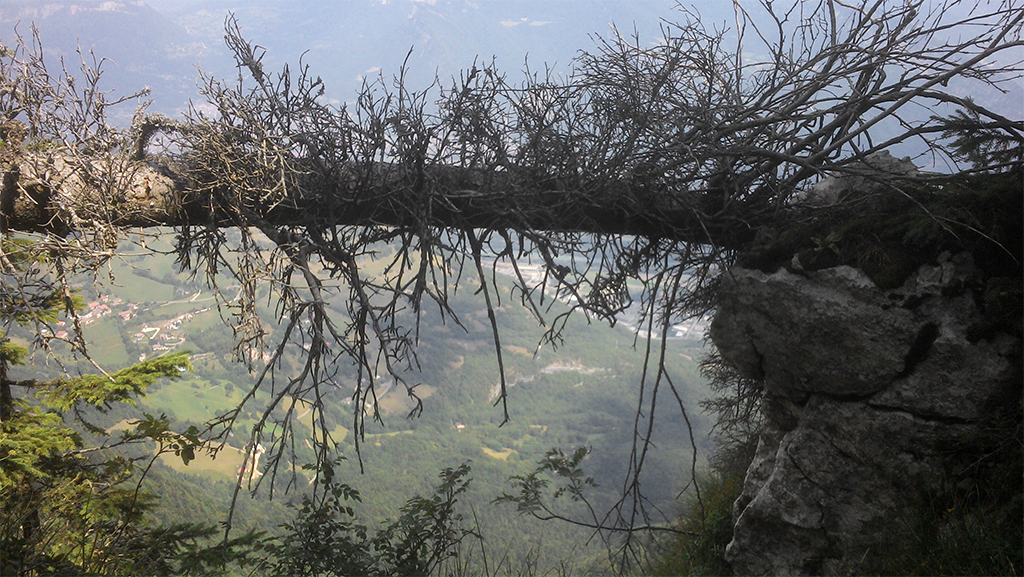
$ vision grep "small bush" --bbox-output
[649,471,744,576]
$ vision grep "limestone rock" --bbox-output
[711,265,918,398]
[712,254,1019,575]
[796,150,920,207]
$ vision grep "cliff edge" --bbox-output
[709,165,1022,575]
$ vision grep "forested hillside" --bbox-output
[3,233,713,573]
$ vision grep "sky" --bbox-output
[0,0,1019,132]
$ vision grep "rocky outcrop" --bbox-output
[711,253,1020,575]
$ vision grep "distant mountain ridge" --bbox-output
[1,1,1019,150]
[1,0,688,118]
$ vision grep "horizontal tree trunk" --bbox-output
[0,151,758,249]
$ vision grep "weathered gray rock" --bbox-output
[711,265,918,397]
[796,150,920,207]
[711,254,1019,575]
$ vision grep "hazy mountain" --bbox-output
[3,0,704,118]
[0,1,209,120]
[2,1,1018,151]
[150,0,691,97]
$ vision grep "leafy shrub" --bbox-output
[259,459,475,577]
[649,471,744,576]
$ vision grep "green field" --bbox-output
[83,317,130,366]
[158,441,246,483]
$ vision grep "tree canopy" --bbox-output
[1,0,1021,564]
